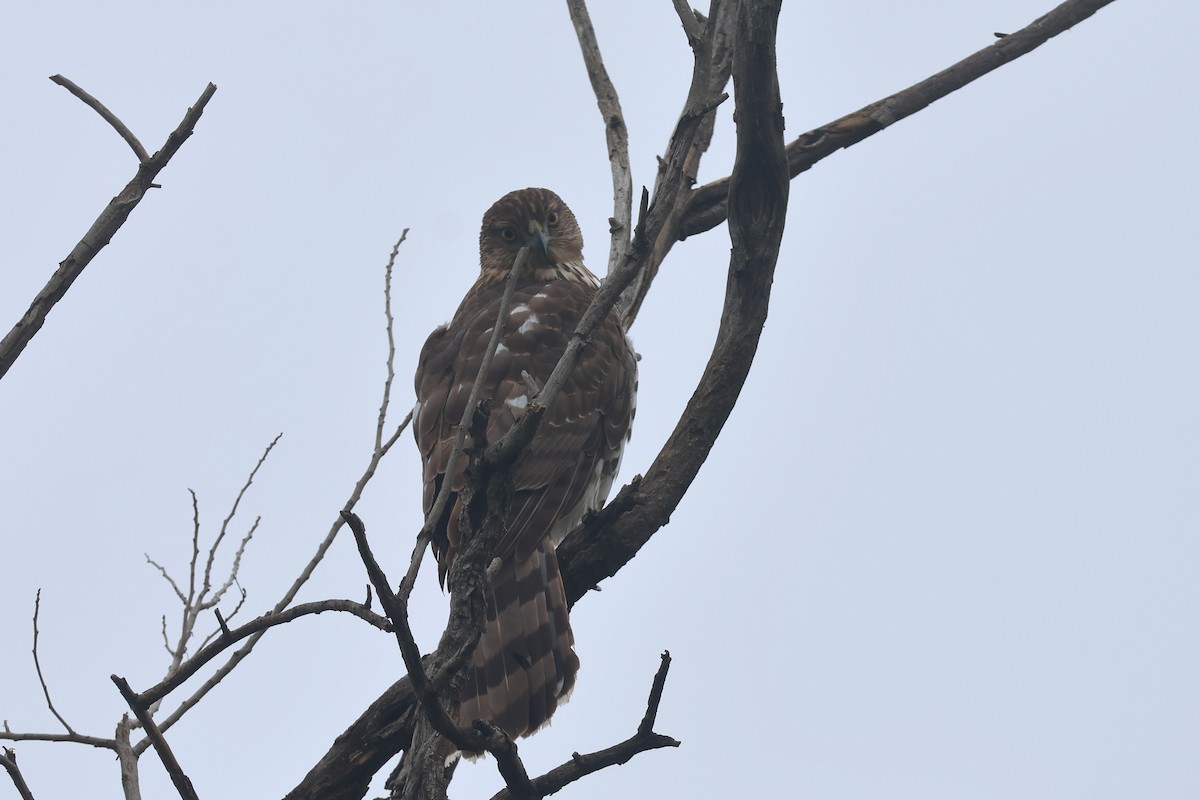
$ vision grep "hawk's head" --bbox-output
[479,188,586,279]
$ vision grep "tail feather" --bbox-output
[456,539,577,741]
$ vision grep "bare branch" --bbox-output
[343,512,474,752]
[203,434,282,599]
[556,0,789,607]
[671,0,705,45]
[137,599,391,708]
[49,74,149,161]
[378,231,409,452]
[565,0,633,282]
[488,652,679,800]
[115,716,142,800]
[0,80,217,382]
[138,236,415,750]
[145,555,187,604]
[30,590,74,735]
[618,0,735,324]
[680,0,1120,239]
[111,676,199,800]
[203,519,256,611]
[637,650,672,736]
[1,748,37,800]
[479,725,537,800]
[0,731,117,749]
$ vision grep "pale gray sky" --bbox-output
[2,2,1197,799]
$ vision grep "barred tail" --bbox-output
[456,539,578,741]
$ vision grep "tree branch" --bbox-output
[0,731,116,749]
[487,652,679,800]
[565,0,633,282]
[557,0,788,608]
[135,598,391,708]
[284,1,1114,797]
[48,75,149,161]
[679,0,1120,239]
[343,512,474,752]
[135,238,415,752]
[1,748,37,800]
[0,79,217,381]
[30,590,75,735]
[111,676,199,800]
[114,716,142,800]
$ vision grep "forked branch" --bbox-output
[0,79,217,381]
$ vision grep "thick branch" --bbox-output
[680,0,1119,239]
[0,80,217,381]
[285,1,1112,797]
[557,0,789,606]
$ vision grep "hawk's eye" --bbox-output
[546,211,560,226]
[500,227,517,242]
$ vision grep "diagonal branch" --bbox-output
[343,512,474,752]
[679,0,1120,239]
[0,79,217,382]
[284,1,1115,798]
[556,0,789,606]
[112,676,199,800]
[49,75,149,161]
[136,599,391,708]
[135,237,415,751]
[1,748,37,800]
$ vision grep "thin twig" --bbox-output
[1,748,37,800]
[137,598,391,707]
[378,231,408,452]
[204,433,282,600]
[31,590,75,735]
[136,235,414,752]
[49,74,150,161]
[0,730,116,749]
[488,652,679,800]
[680,0,1121,239]
[111,676,199,800]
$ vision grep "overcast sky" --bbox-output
[2,2,1197,799]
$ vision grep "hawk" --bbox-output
[413,187,637,741]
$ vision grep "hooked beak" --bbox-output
[526,220,551,256]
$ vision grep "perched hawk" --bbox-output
[413,187,637,741]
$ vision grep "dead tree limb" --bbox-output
[680,0,1120,239]
[0,79,217,381]
[111,676,199,800]
[1,748,37,800]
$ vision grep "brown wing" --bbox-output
[413,274,636,582]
